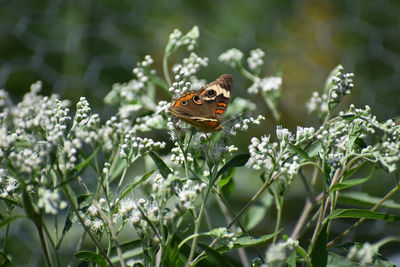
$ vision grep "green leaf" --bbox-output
[289,144,312,162]
[75,251,106,267]
[216,231,280,253]
[216,154,250,181]
[307,140,322,158]
[330,167,375,192]
[21,188,39,223]
[110,156,127,183]
[286,250,297,267]
[326,208,400,223]
[327,252,359,267]
[346,136,367,153]
[118,170,155,202]
[311,223,328,267]
[217,167,235,188]
[242,192,273,231]
[220,169,235,198]
[73,145,100,171]
[296,246,311,266]
[338,192,400,209]
[110,239,143,263]
[197,242,234,267]
[343,162,366,179]
[148,152,172,178]
[0,215,26,229]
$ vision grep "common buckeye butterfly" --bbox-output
[169,74,233,132]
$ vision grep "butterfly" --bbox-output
[169,74,233,132]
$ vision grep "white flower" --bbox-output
[347,243,376,265]
[38,188,65,215]
[247,48,265,70]
[219,48,243,67]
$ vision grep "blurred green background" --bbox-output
[1,0,400,265]
[2,0,399,120]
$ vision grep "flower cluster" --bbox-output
[172,52,208,78]
[262,238,299,267]
[168,69,192,96]
[219,48,244,68]
[170,142,193,165]
[132,55,155,84]
[347,243,376,266]
[120,132,166,161]
[176,179,207,210]
[166,116,185,141]
[38,188,68,215]
[82,199,108,233]
[247,76,282,94]
[132,114,166,133]
[306,91,328,114]
[227,115,265,135]
[326,65,354,109]
[165,26,199,55]
[307,65,354,116]
[295,126,315,143]
[209,227,237,249]
[247,48,265,71]
[72,97,100,144]
[0,169,20,200]
[104,55,157,118]
[315,105,400,172]
[248,127,299,179]
[248,135,277,171]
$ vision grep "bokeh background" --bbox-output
[1,0,400,266]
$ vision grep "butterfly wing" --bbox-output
[169,74,233,131]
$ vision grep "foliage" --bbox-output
[1,26,400,267]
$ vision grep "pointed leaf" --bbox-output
[327,252,360,267]
[119,170,155,202]
[73,146,100,171]
[307,140,322,158]
[148,152,172,178]
[0,215,26,229]
[326,209,400,223]
[110,239,143,263]
[216,154,250,180]
[311,223,328,267]
[338,192,400,209]
[110,157,127,183]
[216,231,280,253]
[330,167,375,192]
[197,242,234,267]
[289,144,312,162]
[75,251,106,267]
[217,168,235,188]
[242,192,273,230]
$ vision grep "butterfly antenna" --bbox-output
[221,112,245,127]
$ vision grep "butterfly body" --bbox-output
[169,74,233,132]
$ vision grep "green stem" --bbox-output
[272,195,283,244]
[43,221,62,267]
[163,53,171,87]
[77,176,126,267]
[227,171,283,228]
[61,184,114,267]
[178,233,204,249]
[262,92,281,124]
[35,221,53,267]
[187,182,213,267]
